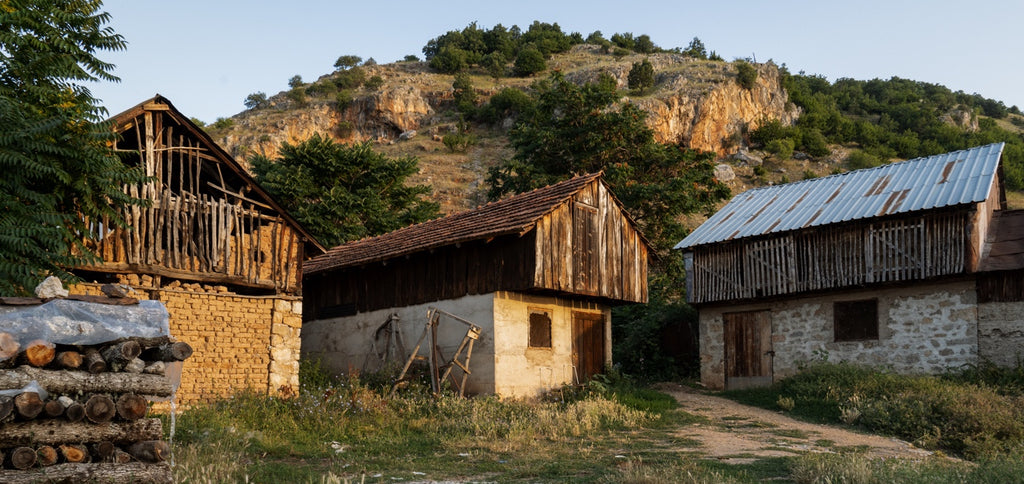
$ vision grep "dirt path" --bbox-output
[655,383,935,464]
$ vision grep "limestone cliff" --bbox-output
[211,48,796,213]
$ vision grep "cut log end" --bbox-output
[36,445,58,466]
[7,446,36,469]
[127,440,170,463]
[65,402,86,423]
[55,350,83,370]
[116,394,147,421]
[43,399,64,418]
[0,332,19,363]
[58,443,89,463]
[14,392,43,420]
[23,340,55,367]
[0,395,14,422]
[102,340,141,365]
[92,441,116,462]
[84,348,107,374]
[85,395,116,424]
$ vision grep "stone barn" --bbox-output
[302,173,650,397]
[675,143,1024,390]
[69,95,324,404]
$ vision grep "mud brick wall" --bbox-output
[70,282,302,405]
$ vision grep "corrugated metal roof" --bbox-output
[675,143,1004,249]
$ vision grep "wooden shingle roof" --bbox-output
[304,173,604,274]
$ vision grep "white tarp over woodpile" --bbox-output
[0,300,169,346]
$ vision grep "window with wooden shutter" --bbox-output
[529,308,552,348]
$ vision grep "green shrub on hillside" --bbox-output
[363,75,384,90]
[735,60,758,90]
[766,138,795,160]
[514,46,546,77]
[333,66,366,89]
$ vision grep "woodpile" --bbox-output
[0,327,191,483]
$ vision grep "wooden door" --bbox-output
[572,311,606,383]
[723,310,773,390]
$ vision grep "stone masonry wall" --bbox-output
[700,280,978,389]
[978,301,1024,367]
[70,282,302,405]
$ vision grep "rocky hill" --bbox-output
[210,45,799,214]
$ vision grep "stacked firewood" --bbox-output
[0,333,192,484]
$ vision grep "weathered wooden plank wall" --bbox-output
[532,181,648,304]
[82,110,302,292]
[690,210,970,304]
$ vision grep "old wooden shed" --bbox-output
[70,95,324,403]
[675,143,1024,389]
[302,173,650,397]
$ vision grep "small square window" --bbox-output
[834,299,878,342]
[529,309,552,348]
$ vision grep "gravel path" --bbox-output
[655,383,936,464]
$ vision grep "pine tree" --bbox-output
[628,59,655,94]
[0,0,147,295]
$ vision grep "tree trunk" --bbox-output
[6,446,36,469]
[0,418,161,447]
[0,366,173,396]
[55,350,83,370]
[0,462,171,484]
[14,392,43,420]
[36,445,58,466]
[102,340,141,366]
[83,348,107,374]
[85,394,116,424]
[21,340,55,367]
[127,440,169,463]
[141,341,193,361]
[115,393,147,421]
[58,443,89,463]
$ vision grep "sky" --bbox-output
[91,0,1024,124]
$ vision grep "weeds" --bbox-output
[725,362,1024,459]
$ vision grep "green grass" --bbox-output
[720,362,1024,460]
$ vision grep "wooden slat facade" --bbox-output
[306,177,649,319]
[78,100,310,293]
[688,210,969,304]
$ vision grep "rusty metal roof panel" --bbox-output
[675,143,1004,249]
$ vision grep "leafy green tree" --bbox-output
[402,55,420,62]
[683,37,707,59]
[250,134,439,247]
[334,55,362,70]
[288,75,303,88]
[628,59,655,94]
[452,72,477,114]
[486,73,728,251]
[513,46,546,77]
[734,60,758,89]
[333,66,366,89]
[634,34,655,54]
[610,32,635,50]
[481,52,506,81]
[0,0,148,295]
[428,46,468,74]
[244,92,268,110]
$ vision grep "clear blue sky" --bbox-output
[91,0,1023,124]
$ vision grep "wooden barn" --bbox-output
[69,95,324,404]
[675,143,1024,390]
[302,173,650,397]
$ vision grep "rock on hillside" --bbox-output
[212,46,797,212]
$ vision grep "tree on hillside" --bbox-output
[683,37,707,59]
[0,0,148,295]
[486,72,728,252]
[513,46,546,77]
[334,55,363,70]
[628,59,655,94]
[244,91,268,110]
[250,134,439,247]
